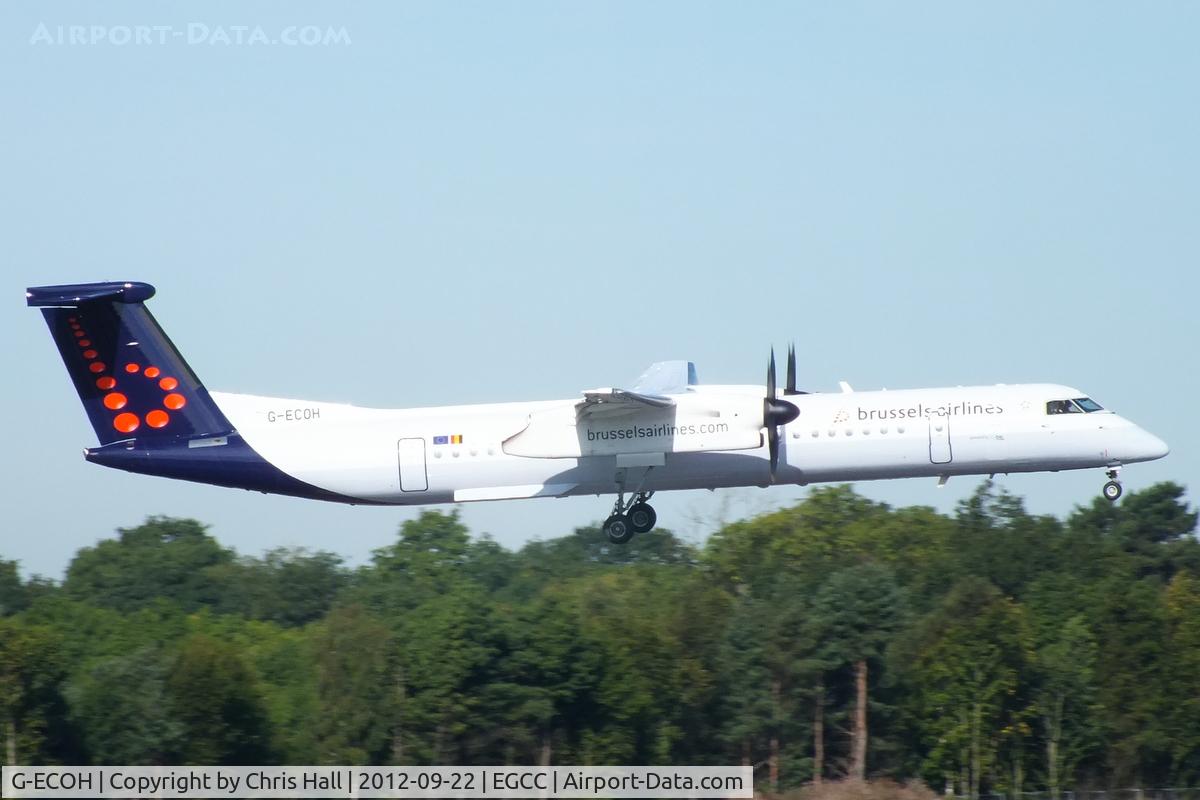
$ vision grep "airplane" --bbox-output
[27,281,1170,544]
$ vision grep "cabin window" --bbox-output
[1074,397,1104,412]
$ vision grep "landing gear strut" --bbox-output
[1103,467,1123,502]
[605,488,657,544]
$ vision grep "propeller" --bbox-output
[783,343,806,396]
[764,348,800,479]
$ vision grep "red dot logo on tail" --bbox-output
[99,365,185,433]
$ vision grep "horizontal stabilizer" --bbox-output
[26,281,156,306]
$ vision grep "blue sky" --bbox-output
[2,2,1196,578]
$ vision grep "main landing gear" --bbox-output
[604,491,657,544]
[1102,467,1123,502]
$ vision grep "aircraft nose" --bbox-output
[1128,427,1170,462]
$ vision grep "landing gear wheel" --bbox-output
[628,503,657,534]
[604,514,635,544]
[1103,480,1123,502]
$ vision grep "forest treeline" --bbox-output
[1,481,1198,796]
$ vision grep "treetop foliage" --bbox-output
[0,481,1196,791]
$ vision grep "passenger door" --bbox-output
[928,417,953,464]
[397,438,428,492]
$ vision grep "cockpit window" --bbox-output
[1046,398,1105,415]
[1046,400,1082,415]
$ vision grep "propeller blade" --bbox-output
[767,348,777,400]
[786,343,797,395]
[768,425,779,474]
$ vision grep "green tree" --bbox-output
[310,605,395,764]
[707,486,887,590]
[393,586,500,763]
[19,595,188,671]
[245,625,321,763]
[65,646,182,763]
[0,561,28,617]
[464,535,519,596]
[850,505,957,613]
[719,573,820,791]
[1109,483,1199,581]
[352,511,474,614]
[1163,572,1200,784]
[503,526,697,603]
[811,562,905,781]
[488,586,600,765]
[1034,615,1101,798]
[63,517,235,613]
[901,578,1034,798]
[539,567,699,766]
[217,547,348,626]
[0,617,73,765]
[1093,579,1172,784]
[165,633,271,764]
[953,481,1061,598]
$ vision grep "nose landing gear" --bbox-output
[1102,467,1123,502]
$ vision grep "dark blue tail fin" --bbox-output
[27,281,233,444]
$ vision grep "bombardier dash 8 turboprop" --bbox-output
[28,282,1170,544]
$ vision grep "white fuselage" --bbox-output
[209,382,1168,505]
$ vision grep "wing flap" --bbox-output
[578,388,675,421]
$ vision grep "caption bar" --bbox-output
[2,766,753,798]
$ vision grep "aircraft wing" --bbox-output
[576,361,695,421]
[631,360,697,395]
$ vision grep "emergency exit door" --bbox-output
[398,438,428,492]
[928,418,953,464]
